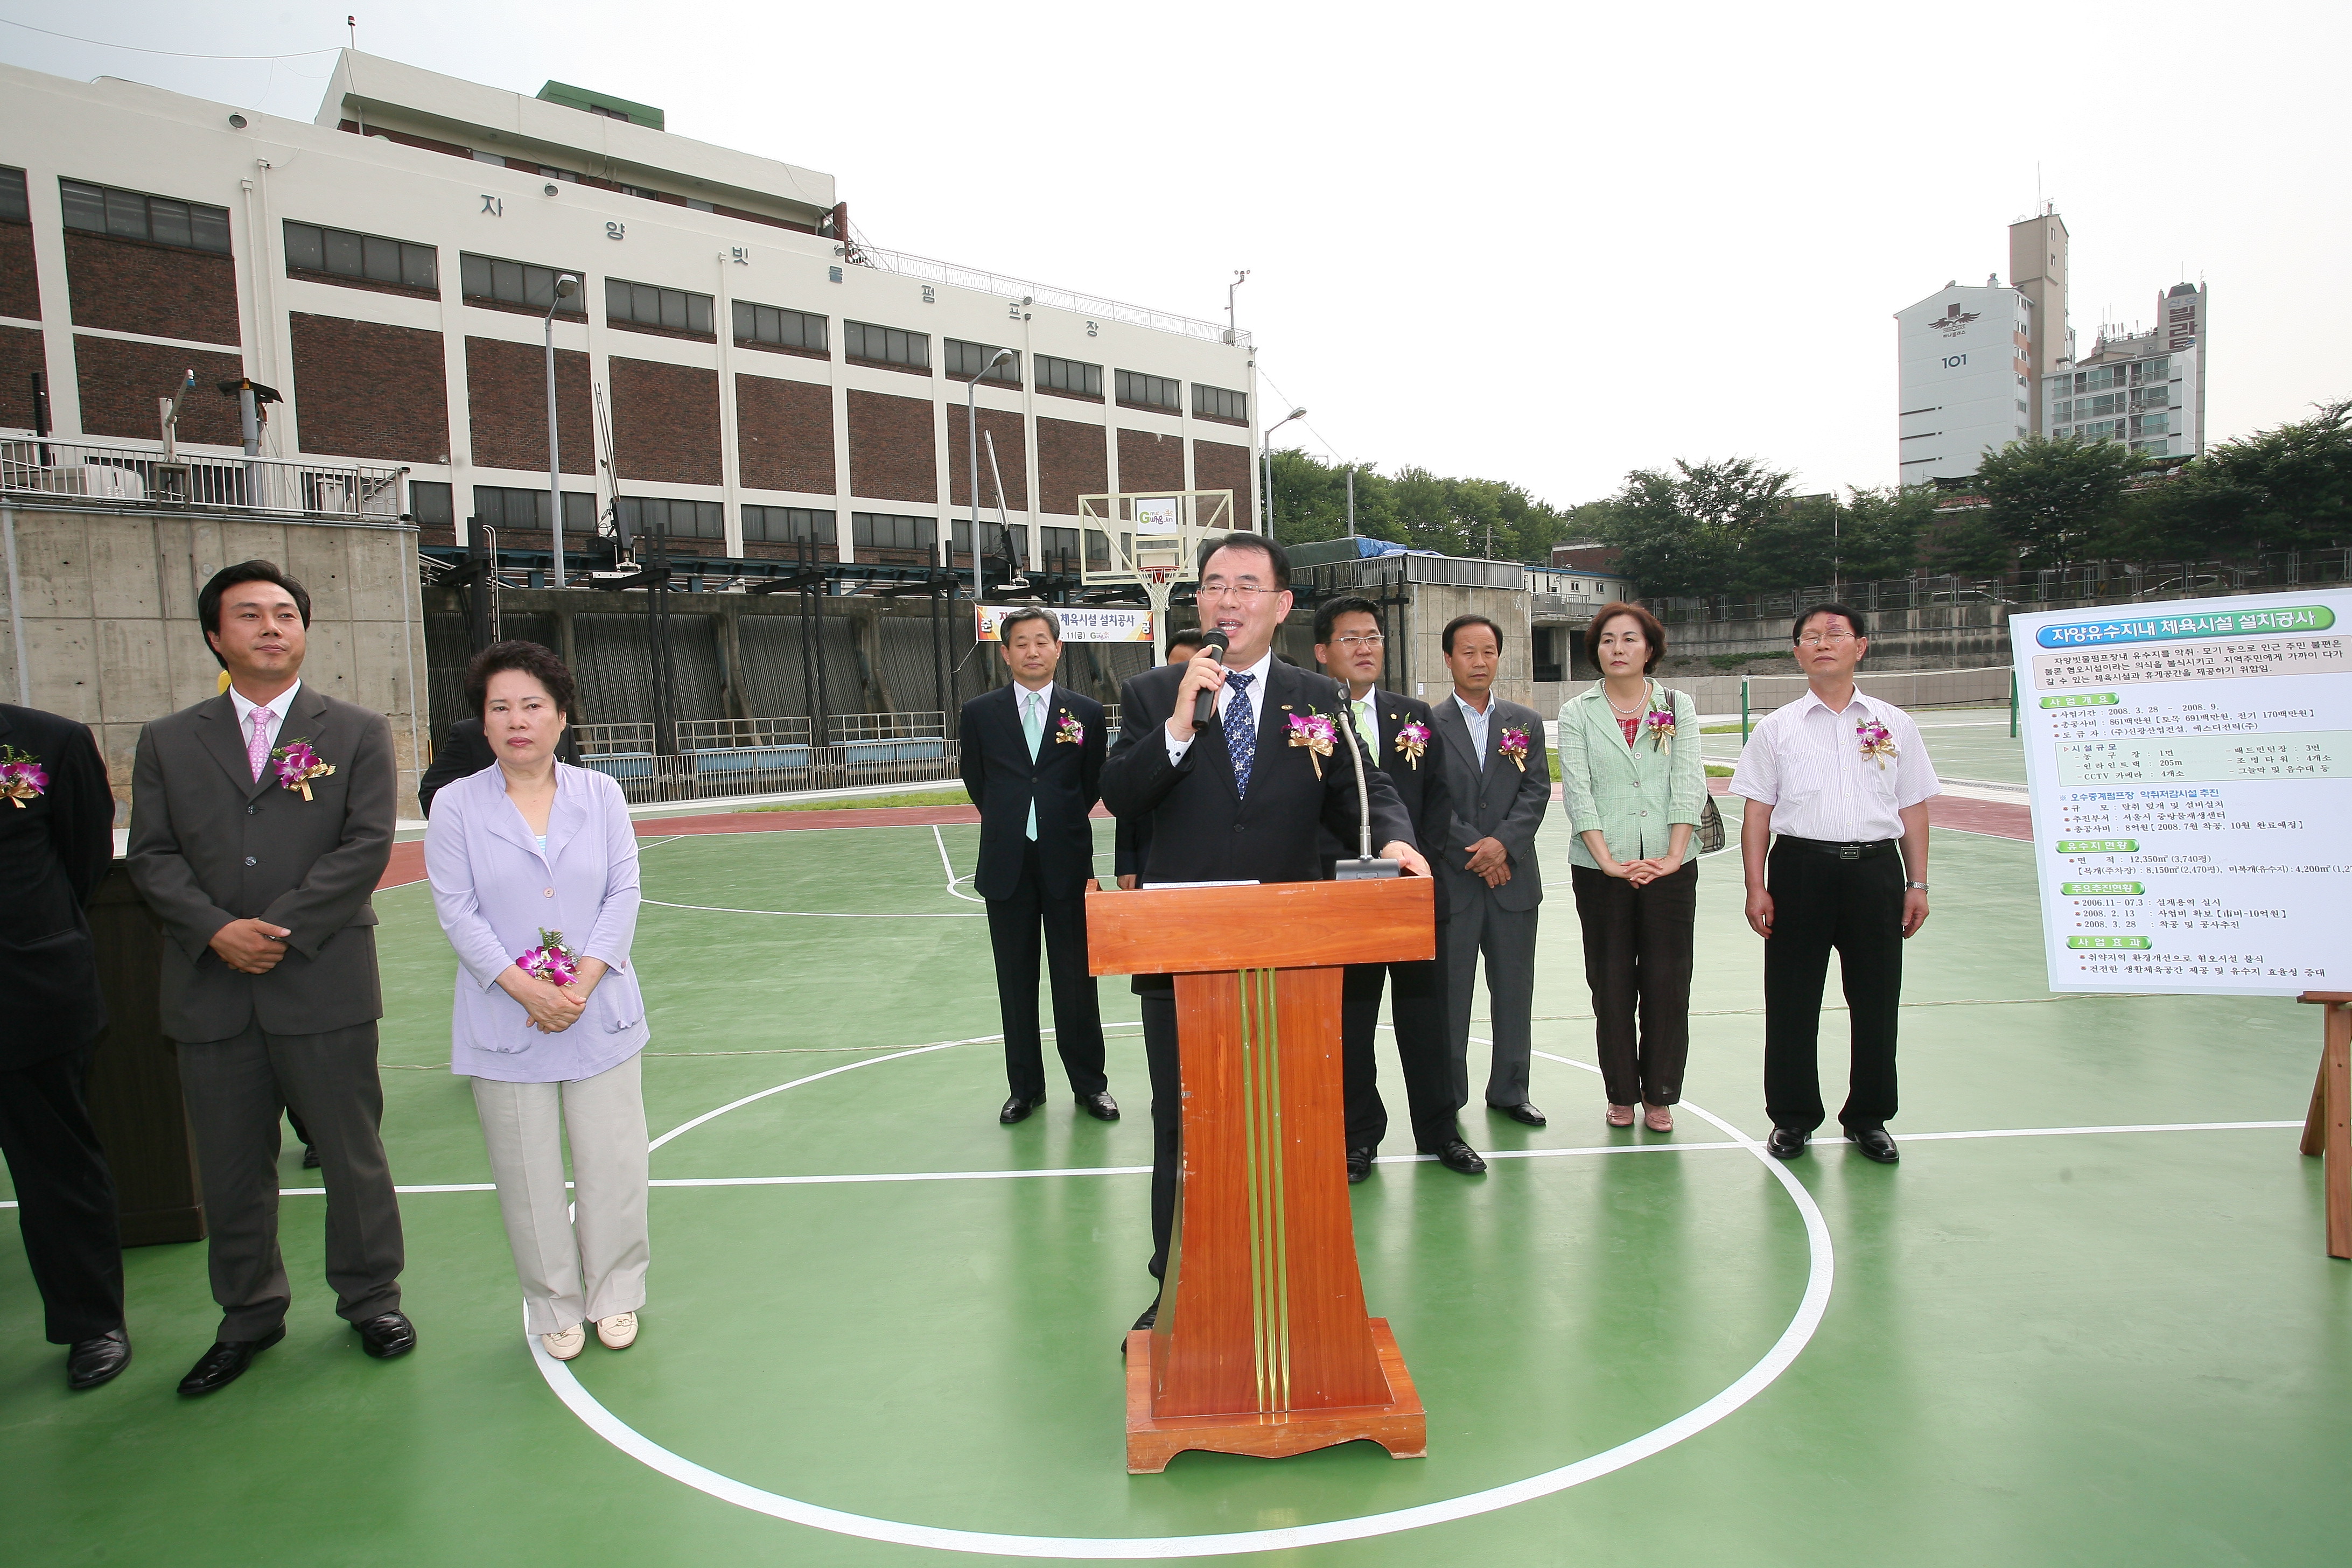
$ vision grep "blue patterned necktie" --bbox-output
[1222,671,1258,799]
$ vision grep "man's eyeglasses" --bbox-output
[1198,578,1281,601]
[1796,632,1858,648]
[1332,633,1385,649]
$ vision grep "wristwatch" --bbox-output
[1905,880,1929,891]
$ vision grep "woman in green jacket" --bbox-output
[1556,603,1706,1131]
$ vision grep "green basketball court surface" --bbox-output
[4,720,2346,1564]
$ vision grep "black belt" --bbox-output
[1776,835,1898,860]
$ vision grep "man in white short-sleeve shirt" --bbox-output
[1730,602,1940,1165]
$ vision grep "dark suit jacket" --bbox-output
[1112,812,1148,880]
[1317,687,1452,915]
[0,704,114,1066]
[1099,656,1414,890]
[958,682,1107,900]
[125,684,395,1041]
[418,717,582,818]
[1431,692,1551,916]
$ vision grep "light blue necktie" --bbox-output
[1222,671,1258,799]
[1021,688,1045,840]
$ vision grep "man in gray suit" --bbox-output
[1430,613,1552,1126]
[127,561,412,1395]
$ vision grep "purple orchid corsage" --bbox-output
[1287,711,1338,779]
[270,736,336,802]
[517,928,582,987]
[1643,708,1677,754]
[1498,726,1530,771]
[0,745,46,809]
[1394,719,1431,769]
[1055,710,1084,745]
[1856,716,1899,771]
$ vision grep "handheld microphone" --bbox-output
[1189,631,1230,732]
[1332,675,1400,880]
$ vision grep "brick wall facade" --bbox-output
[947,405,1028,508]
[465,335,592,474]
[610,356,721,485]
[64,230,240,346]
[1117,426,1185,496]
[734,373,834,494]
[73,334,243,443]
[0,324,44,429]
[846,389,937,505]
[1192,438,1254,530]
[0,220,38,322]
[1037,416,1107,514]
[288,312,450,464]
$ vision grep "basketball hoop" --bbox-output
[1142,566,1177,587]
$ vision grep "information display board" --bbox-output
[976,604,1154,643]
[2011,588,2350,996]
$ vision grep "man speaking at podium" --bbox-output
[1100,534,1430,1338]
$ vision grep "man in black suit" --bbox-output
[126,561,414,1395]
[1100,535,1428,1335]
[959,607,1116,1125]
[418,712,581,817]
[0,703,132,1390]
[1311,597,1485,1182]
[1113,628,1203,890]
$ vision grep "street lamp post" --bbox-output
[544,272,579,586]
[967,347,1014,606]
[1260,406,1306,538]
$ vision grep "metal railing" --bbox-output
[850,244,1248,347]
[827,711,944,743]
[1,435,405,521]
[568,715,958,804]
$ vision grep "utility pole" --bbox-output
[1346,466,1356,537]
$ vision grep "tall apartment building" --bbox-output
[0,52,1261,572]
[1895,208,2207,482]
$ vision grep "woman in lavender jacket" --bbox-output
[424,641,650,1362]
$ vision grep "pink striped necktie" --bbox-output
[248,707,274,781]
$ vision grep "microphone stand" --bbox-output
[1332,676,1399,881]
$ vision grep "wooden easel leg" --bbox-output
[2322,1004,2351,1262]
[2303,1054,2328,1158]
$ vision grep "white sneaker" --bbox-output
[595,1312,639,1350]
[542,1324,586,1361]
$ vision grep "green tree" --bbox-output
[1590,457,1795,595]
[2120,399,2352,558]
[1972,435,2146,569]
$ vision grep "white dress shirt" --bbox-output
[228,678,301,760]
[1165,650,1275,762]
[1453,691,1493,768]
[1728,687,1940,843]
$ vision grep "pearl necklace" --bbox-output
[1604,684,1648,717]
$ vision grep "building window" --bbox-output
[60,178,230,254]
[844,321,930,370]
[733,301,828,354]
[0,167,27,224]
[2130,412,2171,438]
[1116,370,1179,411]
[944,339,1019,383]
[851,512,936,555]
[1193,383,1248,423]
[615,495,725,540]
[951,518,1028,562]
[2129,356,2172,385]
[1038,525,1082,570]
[283,220,437,291]
[1034,355,1102,399]
[459,253,586,313]
[743,505,834,544]
[607,278,715,335]
[472,486,596,532]
[590,104,632,123]
[410,481,454,529]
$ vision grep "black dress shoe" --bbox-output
[1766,1126,1809,1160]
[66,1327,132,1391]
[1847,1126,1900,1164]
[178,1325,285,1395]
[1494,1101,1547,1127]
[1346,1146,1374,1184]
[1121,1297,1161,1355]
[998,1094,1045,1125]
[300,1144,321,1170]
[1432,1139,1488,1175]
[1077,1091,1120,1122]
[352,1310,417,1360]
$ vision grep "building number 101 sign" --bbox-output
[2011,586,2351,996]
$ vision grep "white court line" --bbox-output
[933,823,985,903]
[641,898,982,919]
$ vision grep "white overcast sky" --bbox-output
[6,2,2347,509]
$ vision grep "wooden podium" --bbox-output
[1088,877,1433,1473]
[2298,992,2351,1260]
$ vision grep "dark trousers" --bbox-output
[1762,842,1903,1133]
[984,844,1108,1102]
[1444,894,1539,1109]
[1342,958,1461,1153]
[1142,990,1180,1284]
[1572,861,1698,1107]
[0,1044,124,1343]
[177,1019,405,1339]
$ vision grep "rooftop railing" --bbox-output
[851,244,1249,348]
[1,435,406,522]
